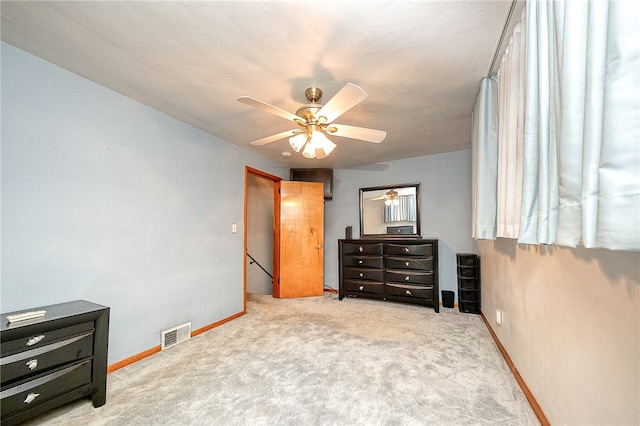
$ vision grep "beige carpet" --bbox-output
[24,293,539,425]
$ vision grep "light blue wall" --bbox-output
[1,41,474,367]
[1,43,288,363]
[326,151,475,301]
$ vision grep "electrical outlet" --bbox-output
[231,223,238,234]
[495,308,503,325]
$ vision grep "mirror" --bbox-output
[359,183,420,238]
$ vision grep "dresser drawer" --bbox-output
[343,255,383,268]
[1,322,94,356]
[386,269,434,285]
[0,359,92,419]
[343,267,384,282]
[385,256,433,271]
[343,280,384,295]
[1,332,94,384]
[341,243,383,256]
[386,283,434,301]
[385,243,433,257]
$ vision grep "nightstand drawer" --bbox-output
[386,256,433,271]
[344,268,384,281]
[386,283,434,300]
[1,322,94,356]
[341,243,383,255]
[1,332,94,384]
[343,280,384,295]
[386,269,434,285]
[385,243,433,257]
[0,359,92,419]
[343,255,383,268]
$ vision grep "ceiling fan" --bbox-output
[237,83,386,159]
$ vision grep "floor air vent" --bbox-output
[161,322,191,350]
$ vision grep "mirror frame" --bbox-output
[359,183,421,238]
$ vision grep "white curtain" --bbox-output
[471,78,498,239]
[496,15,526,239]
[520,0,640,250]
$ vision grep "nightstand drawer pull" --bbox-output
[26,359,38,370]
[359,286,364,291]
[406,290,412,295]
[24,393,40,404]
[359,246,363,252]
[359,273,364,277]
[405,276,410,281]
[26,335,45,346]
[405,261,410,266]
[358,260,363,264]
[404,247,409,253]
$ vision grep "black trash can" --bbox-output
[442,290,455,308]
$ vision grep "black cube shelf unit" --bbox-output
[456,253,480,314]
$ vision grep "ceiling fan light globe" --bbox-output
[302,142,316,159]
[289,134,307,152]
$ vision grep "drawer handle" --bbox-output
[405,276,410,281]
[359,286,364,291]
[358,260,363,264]
[24,393,40,404]
[406,290,412,295]
[26,359,38,370]
[358,246,363,252]
[404,247,409,253]
[359,273,364,277]
[405,261,410,266]
[26,335,45,346]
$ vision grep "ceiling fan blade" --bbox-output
[317,83,368,123]
[327,124,387,143]
[238,96,300,122]
[368,194,387,201]
[250,129,298,146]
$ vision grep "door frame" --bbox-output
[244,166,282,310]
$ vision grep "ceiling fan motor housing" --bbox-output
[305,87,322,103]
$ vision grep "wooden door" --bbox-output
[275,181,324,298]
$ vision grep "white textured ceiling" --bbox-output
[1,1,515,169]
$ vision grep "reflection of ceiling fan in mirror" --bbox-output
[369,189,399,205]
[368,188,414,205]
[237,83,386,159]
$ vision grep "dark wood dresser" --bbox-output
[338,238,439,312]
[1,300,109,426]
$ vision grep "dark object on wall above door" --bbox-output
[290,168,333,200]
